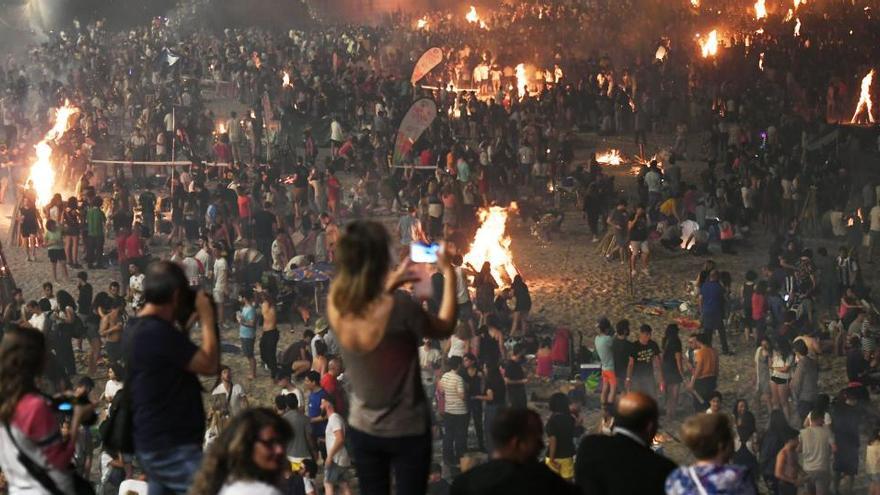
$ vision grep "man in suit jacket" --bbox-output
[575,392,677,495]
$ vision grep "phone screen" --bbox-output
[57,402,73,412]
[410,242,439,264]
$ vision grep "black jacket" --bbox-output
[575,432,677,495]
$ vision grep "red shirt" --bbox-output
[237,195,252,219]
[320,373,346,415]
[124,233,143,261]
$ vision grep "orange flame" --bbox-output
[699,30,719,58]
[217,122,227,134]
[794,18,801,36]
[690,0,700,7]
[794,0,805,10]
[465,6,488,29]
[28,101,79,206]
[596,149,623,166]
[758,52,765,71]
[462,204,519,285]
[282,71,291,88]
[784,8,794,21]
[754,0,767,19]
[416,16,429,29]
[851,69,875,124]
[515,63,528,99]
[755,0,767,20]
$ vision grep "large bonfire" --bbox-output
[463,203,518,286]
[29,101,79,206]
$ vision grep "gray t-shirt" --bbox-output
[800,426,834,472]
[339,291,431,437]
[282,410,312,459]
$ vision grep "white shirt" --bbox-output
[325,413,351,467]
[28,313,47,332]
[129,274,145,309]
[104,380,123,402]
[195,248,213,275]
[453,267,469,304]
[214,258,229,291]
[419,346,441,384]
[644,170,662,193]
[163,112,175,132]
[118,479,148,495]
[212,382,246,416]
[447,335,468,359]
[182,257,201,286]
[439,371,467,415]
[680,219,700,249]
[330,120,344,142]
[218,481,281,495]
[870,205,880,232]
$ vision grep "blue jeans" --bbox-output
[137,444,203,495]
[348,427,431,495]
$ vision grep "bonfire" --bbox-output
[462,203,519,285]
[29,101,79,206]
[851,69,875,124]
[595,149,624,166]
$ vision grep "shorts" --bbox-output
[771,376,789,385]
[601,370,618,388]
[325,462,350,484]
[545,457,575,481]
[212,289,226,305]
[48,249,66,263]
[240,337,255,358]
[629,240,650,254]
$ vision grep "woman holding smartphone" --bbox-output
[327,220,457,495]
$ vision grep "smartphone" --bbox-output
[56,401,73,413]
[410,242,440,264]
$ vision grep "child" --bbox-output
[45,219,68,281]
[868,428,880,495]
[741,270,756,343]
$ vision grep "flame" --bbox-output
[28,101,79,206]
[758,52,765,71]
[794,18,801,36]
[554,65,563,83]
[851,69,875,124]
[515,63,528,99]
[784,8,794,21]
[462,204,519,285]
[754,0,767,20]
[416,16,429,29]
[217,123,227,134]
[690,0,700,7]
[699,30,719,58]
[794,0,805,10]
[282,71,291,88]
[595,149,623,166]
[252,53,262,69]
[465,6,478,23]
[465,6,487,28]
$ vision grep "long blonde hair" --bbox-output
[330,220,391,316]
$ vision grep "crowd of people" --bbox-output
[0,0,879,494]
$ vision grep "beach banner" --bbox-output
[392,98,437,166]
[410,47,444,84]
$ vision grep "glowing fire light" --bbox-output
[794,18,801,36]
[690,0,700,7]
[465,6,488,29]
[515,63,527,99]
[784,8,794,21]
[595,149,623,166]
[758,52,765,71]
[851,69,875,124]
[416,16,428,29]
[282,71,291,88]
[29,101,79,206]
[699,30,719,58]
[754,0,767,20]
[462,204,519,285]
[794,0,805,10]
[217,123,227,134]
[655,45,668,61]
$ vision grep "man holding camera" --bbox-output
[127,261,220,495]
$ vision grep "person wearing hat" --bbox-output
[310,318,329,358]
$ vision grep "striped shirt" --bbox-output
[439,371,467,415]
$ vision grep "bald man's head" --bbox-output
[614,392,659,443]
